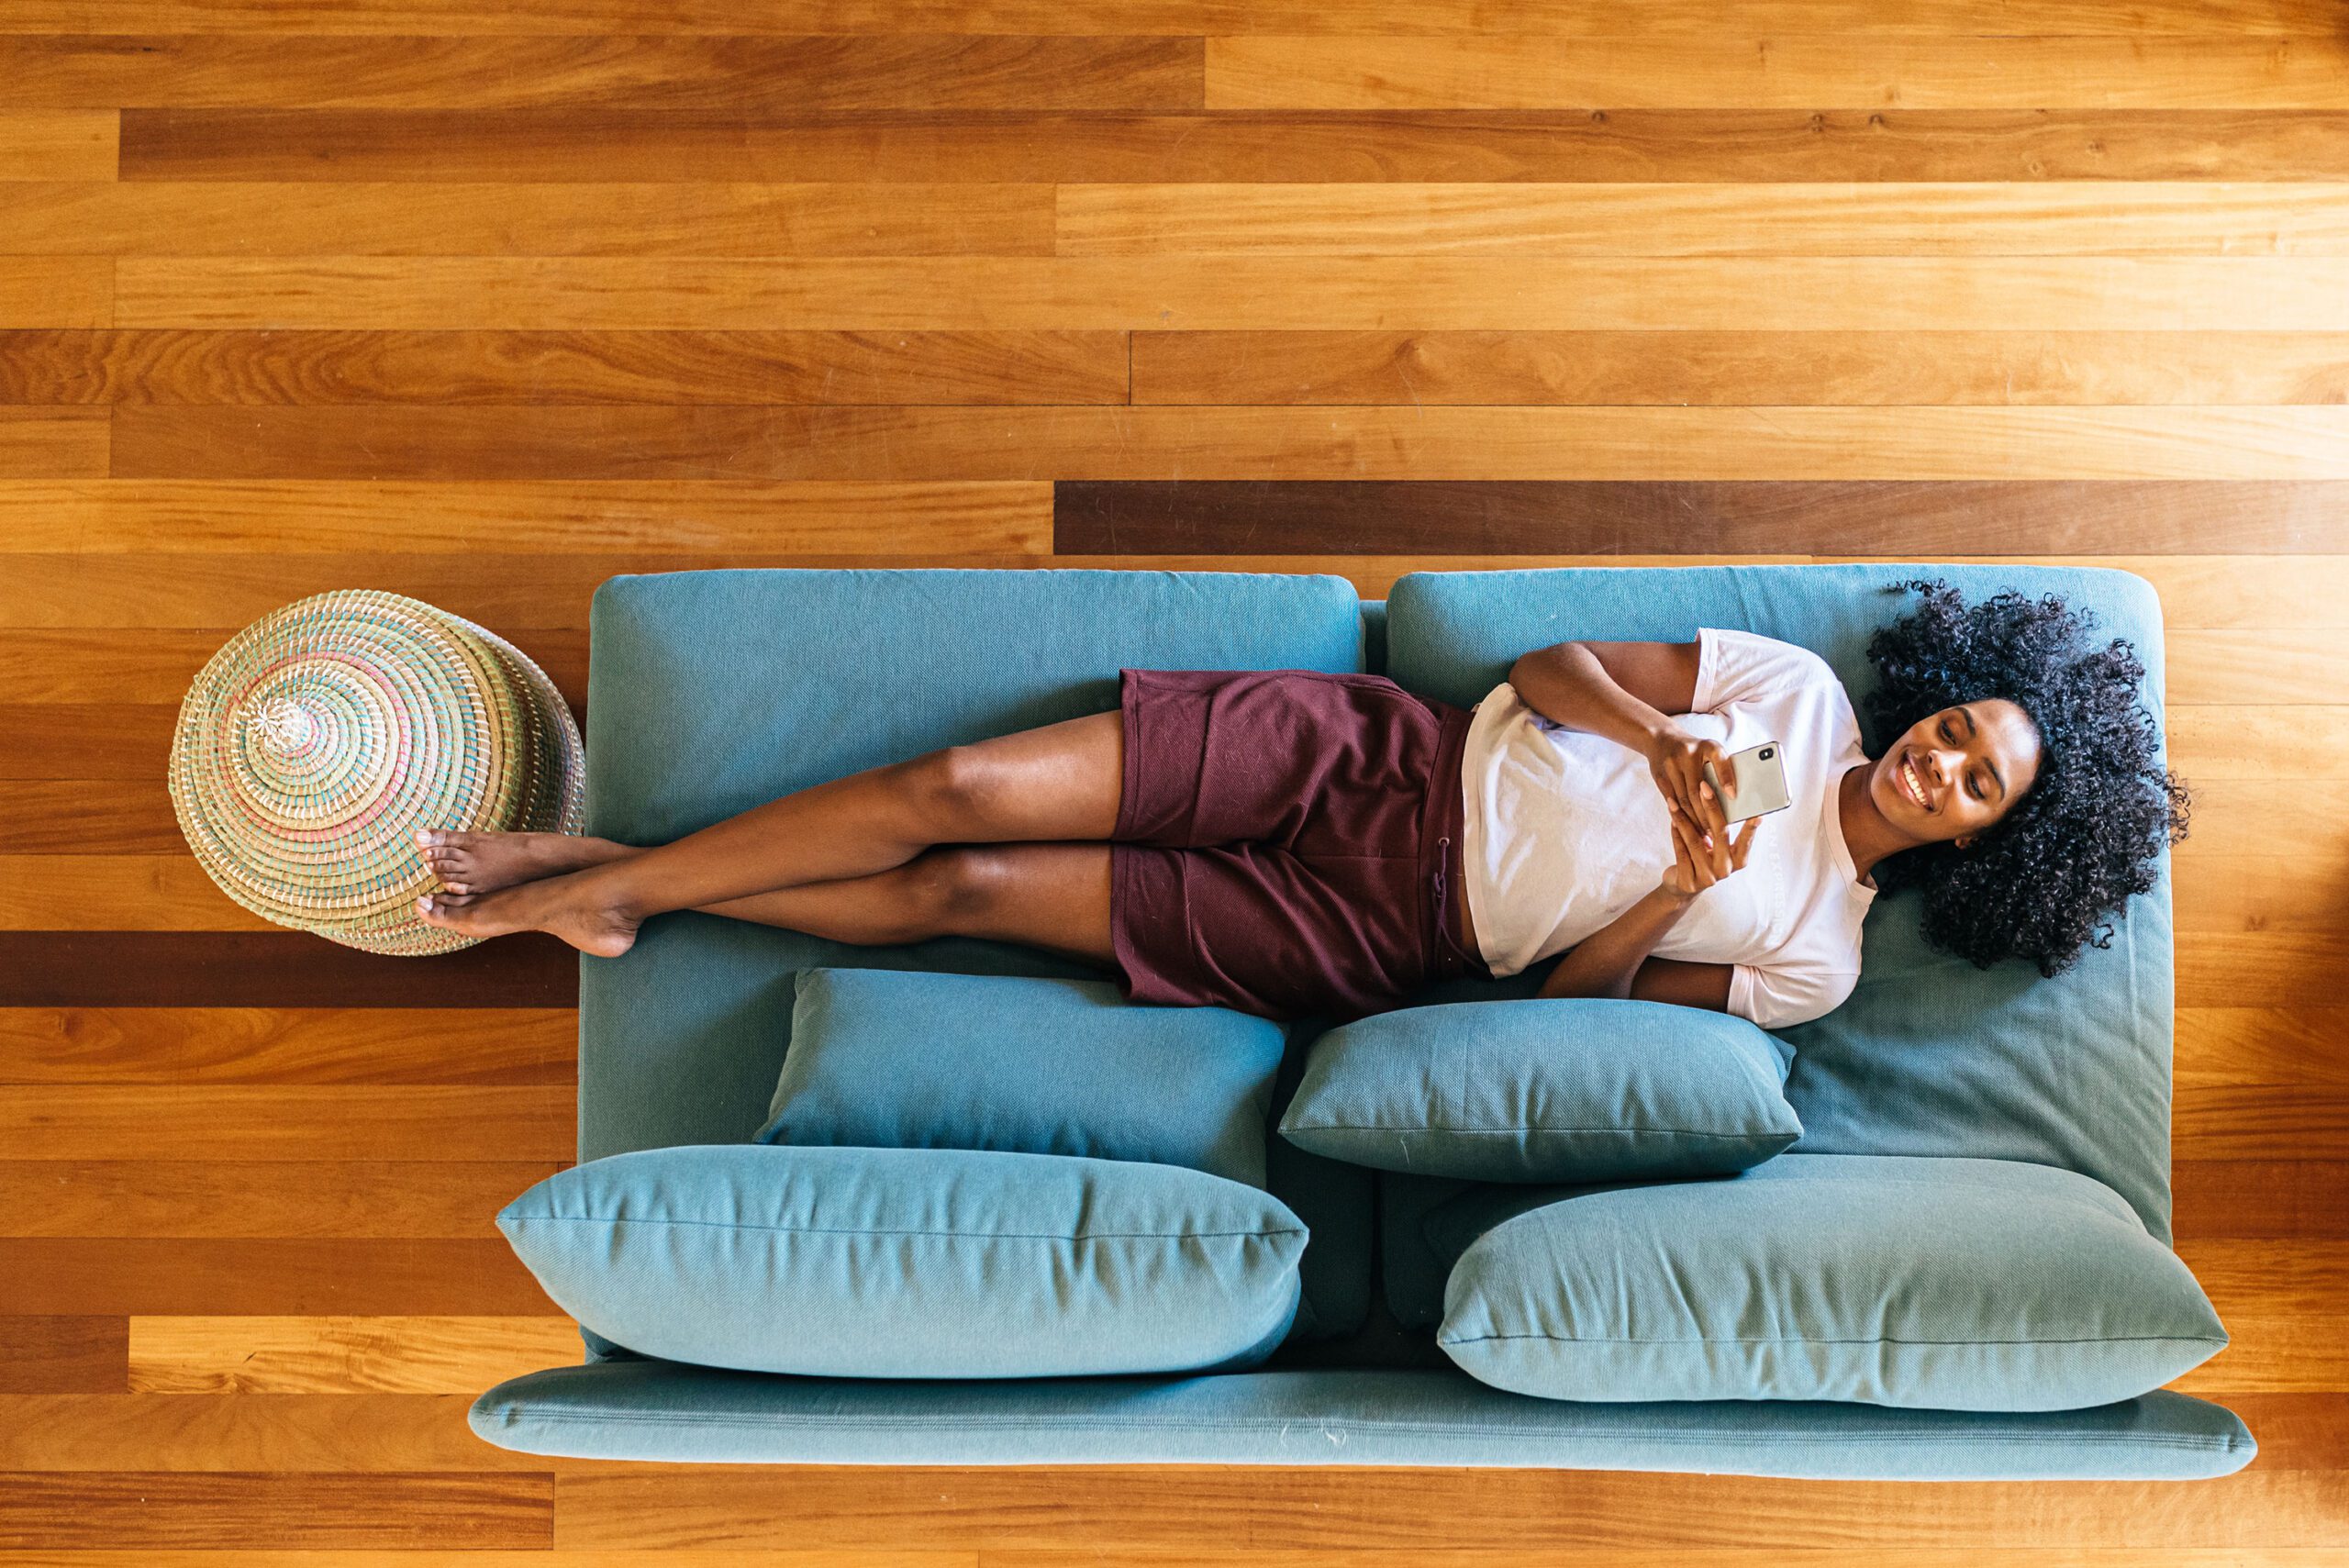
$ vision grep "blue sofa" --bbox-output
[467,563,2254,1478]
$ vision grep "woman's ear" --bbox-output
[1954,834,1976,851]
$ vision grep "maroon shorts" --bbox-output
[1108,667,1495,1025]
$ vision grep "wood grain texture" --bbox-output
[0,258,110,328]
[0,183,1056,256]
[119,107,2349,183]
[6,35,1206,111]
[0,407,108,477]
[110,255,2349,330]
[1130,331,2349,406]
[0,1161,561,1238]
[0,111,116,179]
[0,1473,552,1550]
[103,405,2349,482]
[0,331,1124,404]
[0,932,576,1006]
[1205,36,2349,112]
[11,0,2347,33]
[0,1318,126,1394]
[0,1084,574,1161]
[1055,480,2349,554]
[0,1240,552,1314]
[128,1316,581,1393]
[1063,183,2349,257]
[0,1006,574,1083]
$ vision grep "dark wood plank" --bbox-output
[0,1473,551,1550]
[0,1007,574,1084]
[0,329,1129,405]
[0,1240,552,1315]
[0,706,178,779]
[119,107,2349,183]
[0,1318,125,1395]
[1130,330,2349,406]
[2174,1162,2349,1240]
[0,1161,558,1239]
[0,932,576,1007]
[9,36,1205,112]
[1055,480,2349,555]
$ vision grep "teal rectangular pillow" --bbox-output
[1277,997,1802,1184]
[754,968,1287,1189]
[1432,1154,2227,1412]
[500,1144,1307,1379]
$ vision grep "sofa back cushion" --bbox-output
[754,967,1286,1189]
[1430,1153,2226,1411]
[501,1144,1306,1379]
[1279,997,1802,1184]
[1383,564,2176,1240]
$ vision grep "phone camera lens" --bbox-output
[1760,748,1774,760]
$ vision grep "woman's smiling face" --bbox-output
[1869,697,2043,847]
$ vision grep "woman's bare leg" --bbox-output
[412,709,1124,956]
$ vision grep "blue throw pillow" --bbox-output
[1433,1154,2228,1411]
[753,968,1286,1189]
[500,1144,1307,1379]
[1276,998,1802,1183]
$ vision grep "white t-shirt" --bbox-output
[1457,627,1877,1029]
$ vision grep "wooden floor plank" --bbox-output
[128,1316,580,1393]
[1130,331,2349,406]
[111,256,2349,331]
[0,1085,573,1162]
[2176,1162,2349,1238]
[0,479,1052,552]
[2177,1011,2349,1088]
[0,183,1057,257]
[6,35,1206,112]
[0,1473,552,1551]
[0,1240,551,1314]
[118,107,2349,184]
[1204,36,2349,113]
[0,1161,560,1239]
[1054,480,2349,555]
[0,331,1124,405]
[0,258,110,328]
[10,0,2347,35]
[1063,183,2349,258]
[0,1007,574,1084]
[0,111,116,180]
[0,932,576,1007]
[0,407,107,478]
[0,1318,126,1394]
[103,405,2349,483]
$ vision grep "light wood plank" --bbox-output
[0,1085,573,1161]
[1063,183,2349,258]
[0,408,107,477]
[0,1473,551,1551]
[2173,864,2349,939]
[6,0,2344,33]
[0,331,1125,406]
[2177,930,2349,1007]
[0,112,116,180]
[1130,329,2349,406]
[1205,36,2349,112]
[0,183,1054,256]
[0,479,1053,551]
[0,854,272,930]
[2170,630,2349,704]
[2176,1011,2349,1088]
[0,1162,559,1239]
[0,1007,573,1084]
[113,255,2349,331]
[2169,706,2349,777]
[105,405,2349,482]
[0,1239,551,1313]
[128,1316,580,1393]
[0,1554,970,1568]
[0,259,110,328]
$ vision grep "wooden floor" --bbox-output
[3,0,2347,1558]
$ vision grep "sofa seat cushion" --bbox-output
[1280,997,1801,1184]
[500,1144,1308,1380]
[755,968,1286,1189]
[1384,563,2176,1241]
[1431,1153,2227,1412]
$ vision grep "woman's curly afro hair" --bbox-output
[1863,579,2189,977]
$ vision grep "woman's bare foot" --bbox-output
[414,828,633,895]
[414,865,641,959]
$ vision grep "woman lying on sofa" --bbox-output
[412,579,2186,1030]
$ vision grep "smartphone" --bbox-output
[1702,741,1793,825]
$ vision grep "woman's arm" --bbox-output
[1509,639,1734,829]
[1533,800,1755,1012]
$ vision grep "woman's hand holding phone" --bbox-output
[1647,725,1736,840]
[1661,804,1761,899]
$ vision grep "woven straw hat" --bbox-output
[168,589,585,955]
